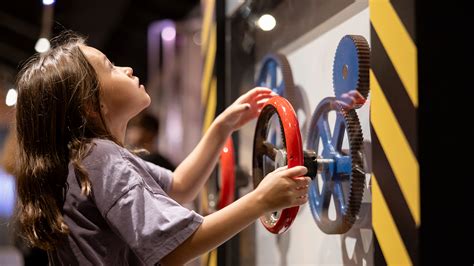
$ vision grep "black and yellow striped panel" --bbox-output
[370,0,419,264]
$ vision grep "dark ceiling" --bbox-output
[0,0,199,87]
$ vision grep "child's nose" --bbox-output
[124,67,133,76]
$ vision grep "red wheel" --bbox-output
[204,137,236,214]
[217,137,236,209]
[252,95,304,234]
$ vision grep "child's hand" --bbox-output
[254,166,310,213]
[335,90,366,110]
[216,87,276,133]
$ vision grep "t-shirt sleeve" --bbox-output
[105,176,203,265]
[83,140,203,265]
[141,160,174,193]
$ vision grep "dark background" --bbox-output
[0,0,199,86]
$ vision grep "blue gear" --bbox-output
[256,53,295,96]
[306,97,365,234]
[333,35,370,101]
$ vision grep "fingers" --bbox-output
[335,100,350,109]
[261,165,311,209]
[242,87,273,99]
[250,87,273,94]
[237,87,275,103]
[271,166,310,185]
[253,92,274,103]
[294,194,309,205]
[338,90,366,110]
[340,93,356,106]
[347,90,366,105]
[279,165,308,178]
[233,103,250,113]
[294,176,311,189]
[347,90,363,99]
[271,165,307,177]
[293,177,310,206]
[278,166,310,193]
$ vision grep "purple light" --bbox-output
[43,0,55,5]
[0,168,16,218]
[161,26,176,41]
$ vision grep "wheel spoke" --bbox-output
[332,114,345,150]
[262,141,278,161]
[318,116,333,152]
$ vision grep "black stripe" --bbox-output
[216,0,226,114]
[372,130,418,264]
[374,232,388,266]
[371,26,418,157]
[389,0,416,41]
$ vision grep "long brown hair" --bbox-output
[15,32,117,250]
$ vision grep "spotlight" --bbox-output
[161,26,176,41]
[257,14,276,31]
[5,88,17,107]
[43,0,55,5]
[35,38,51,53]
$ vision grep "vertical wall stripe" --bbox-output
[370,0,418,106]
[373,175,413,265]
[371,71,420,225]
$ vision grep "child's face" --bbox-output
[80,45,151,124]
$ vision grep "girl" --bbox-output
[14,33,310,265]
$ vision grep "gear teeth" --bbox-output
[342,108,365,223]
[348,35,370,101]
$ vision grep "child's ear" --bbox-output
[99,103,109,116]
[84,103,106,119]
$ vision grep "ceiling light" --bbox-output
[35,38,50,53]
[161,26,176,41]
[5,88,17,106]
[43,0,55,5]
[257,14,276,31]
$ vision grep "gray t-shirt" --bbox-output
[48,139,203,265]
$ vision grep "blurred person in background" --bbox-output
[126,111,176,171]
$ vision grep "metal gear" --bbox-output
[256,53,310,143]
[333,35,370,102]
[256,53,296,96]
[305,97,365,234]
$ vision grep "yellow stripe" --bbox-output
[373,175,412,265]
[201,25,217,105]
[209,249,217,266]
[203,78,217,133]
[370,0,418,107]
[371,71,420,225]
[201,0,215,55]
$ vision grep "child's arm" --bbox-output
[169,87,275,203]
[161,166,310,265]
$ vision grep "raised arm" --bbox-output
[161,166,310,265]
[168,87,276,203]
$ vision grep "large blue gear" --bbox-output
[333,35,370,101]
[306,97,364,234]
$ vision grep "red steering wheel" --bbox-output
[252,95,304,234]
